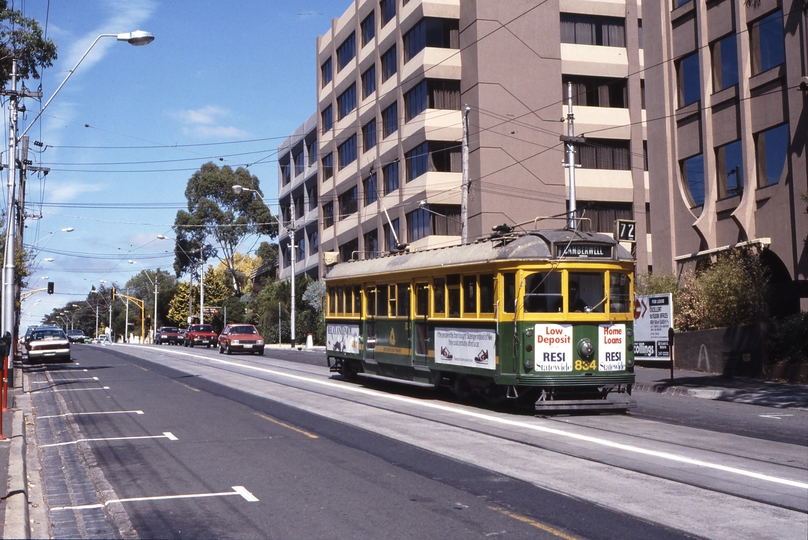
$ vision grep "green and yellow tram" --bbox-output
[325,228,636,412]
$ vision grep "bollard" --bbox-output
[306,333,313,349]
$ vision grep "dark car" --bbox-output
[183,324,218,348]
[66,329,86,343]
[155,326,182,345]
[26,326,71,363]
[218,324,264,355]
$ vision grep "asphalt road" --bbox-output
[24,343,808,539]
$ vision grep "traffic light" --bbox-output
[111,287,116,300]
[47,282,54,294]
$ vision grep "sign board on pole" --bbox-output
[633,293,673,362]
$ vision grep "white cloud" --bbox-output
[45,182,106,202]
[169,106,249,140]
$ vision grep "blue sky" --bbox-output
[11,0,349,327]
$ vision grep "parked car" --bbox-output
[26,326,70,363]
[218,324,264,355]
[66,329,86,343]
[21,325,39,347]
[183,324,218,348]
[155,326,182,345]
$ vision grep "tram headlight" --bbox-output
[577,338,594,359]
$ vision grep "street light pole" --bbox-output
[129,261,158,342]
[2,30,154,377]
[157,235,200,325]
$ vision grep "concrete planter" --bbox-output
[763,363,808,383]
[672,323,775,376]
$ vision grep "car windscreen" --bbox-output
[232,326,257,334]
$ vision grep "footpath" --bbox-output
[2,361,806,538]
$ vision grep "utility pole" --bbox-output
[2,60,19,360]
[290,199,296,349]
[461,105,470,244]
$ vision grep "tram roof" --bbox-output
[325,230,632,280]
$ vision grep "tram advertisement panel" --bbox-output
[534,323,573,372]
[327,324,360,354]
[633,293,673,362]
[434,328,496,370]
[598,324,626,371]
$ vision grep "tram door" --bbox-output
[413,283,429,366]
[364,287,376,364]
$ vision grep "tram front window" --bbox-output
[609,272,631,313]
[524,272,562,313]
[568,272,605,313]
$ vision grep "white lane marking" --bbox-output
[50,486,259,511]
[759,414,794,420]
[42,433,177,448]
[32,377,99,384]
[52,386,110,393]
[38,410,144,419]
[141,347,808,491]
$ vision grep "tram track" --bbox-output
[118,344,808,524]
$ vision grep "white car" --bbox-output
[26,326,71,363]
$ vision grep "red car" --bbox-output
[218,324,264,355]
[183,324,218,348]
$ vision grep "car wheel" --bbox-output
[226,345,232,355]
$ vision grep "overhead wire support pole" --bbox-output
[561,81,586,231]
[2,60,19,370]
[461,105,470,244]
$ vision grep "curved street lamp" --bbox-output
[2,30,155,365]
[129,260,158,343]
[157,235,205,325]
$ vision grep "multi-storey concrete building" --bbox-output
[314,0,651,274]
[278,113,320,281]
[645,0,807,313]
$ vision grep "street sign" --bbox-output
[633,293,673,362]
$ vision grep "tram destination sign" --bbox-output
[556,243,613,258]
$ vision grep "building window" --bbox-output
[340,238,359,263]
[382,102,398,138]
[321,105,333,133]
[403,79,461,122]
[406,143,429,181]
[750,11,785,76]
[307,184,318,211]
[383,161,399,194]
[339,185,358,220]
[280,162,291,186]
[681,154,705,207]
[337,84,357,120]
[563,76,627,108]
[755,123,789,188]
[383,218,400,251]
[638,19,643,49]
[578,202,633,233]
[380,0,395,27]
[296,236,305,262]
[322,153,333,181]
[677,52,700,107]
[294,151,304,176]
[338,135,357,169]
[321,57,332,87]
[364,229,379,257]
[362,64,376,99]
[306,139,317,166]
[364,173,378,205]
[361,12,375,47]
[712,34,738,92]
[337,32,356,72]
[716,140,743,199]
[576,139,631,170]
[381,45,397,82]
[362,119,377,152]
[323,202,334,228]
[309,229,319,256]
[294,194,304,220]
[407,204,461,242]
[560,14,625,47]
[640,79,646,110]
[403,18,460,63]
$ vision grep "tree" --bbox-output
[166,265,231,327]
[173,162,277,297]
[124,269,177,329]
[0,1,58,91]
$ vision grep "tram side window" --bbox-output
[416,283,428,316]
[388,284,397,316]
[354,285,362,314]
[447,274,461,317]
[433,278,446,316]
[398,283,410,316]
[525,272,562,313]
[568,272,605,313]
[480,274,495,313]
[378,285,389,316]
[609,272,631,313]
[328,287,337,315]
[463,275,477,314]
[366,287,377,316]
[337,286,345,314]
[503,272,515,313]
